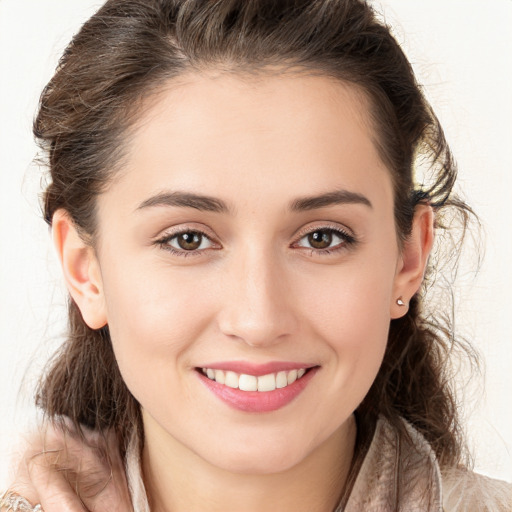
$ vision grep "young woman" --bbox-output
[1,0,511,510]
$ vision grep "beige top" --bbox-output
[125,416,512,511]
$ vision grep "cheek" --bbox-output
[98,256,216,397]
[314,283,390,377]
[102,248,214,334]
[297,254,395,340]
[295,250,396,397]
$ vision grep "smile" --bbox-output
[196,365,319,413]
[201,367,307,392]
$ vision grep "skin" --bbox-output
[50,71,433,512]
[8,423,131,512]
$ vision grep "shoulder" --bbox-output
[441,467,512,512]
[343,416,443,510]
[396,416,512,511]
[344,416,512,511]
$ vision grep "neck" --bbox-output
[141,414,357,512]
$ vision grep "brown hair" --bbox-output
[36,0,475,469]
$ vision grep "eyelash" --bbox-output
[155,225,356,258]
[291,225,356,256]
[156,228,218,258]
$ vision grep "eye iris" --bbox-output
[308,230,332,249]
[177,232,202,250]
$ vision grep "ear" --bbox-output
[52,210,107,329]
[390,204,434,319]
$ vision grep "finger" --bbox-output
[27,451,88,512]
[34,426,133,512]
[73,430,134,512]
[10,421,133,512]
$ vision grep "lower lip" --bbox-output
[197,367,319,413]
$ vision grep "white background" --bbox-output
[0,0,511,487]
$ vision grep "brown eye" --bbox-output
[295,227,354,254]
[176,232,203,250]
[307,230,333,249]
[166,231,213,252]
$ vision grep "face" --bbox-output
[85,71,409,473]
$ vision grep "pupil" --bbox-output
[178,232,202,250]
[308,230,332,249]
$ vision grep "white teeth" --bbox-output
[287,369,298,385]
[239,374,258,391]
[214,369,225,384]
[258,373,276,392]
[224,371,239,389]
[275,371,288,389]
[201,367,311,392]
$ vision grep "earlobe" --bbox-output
[52,210,107,329]
[391,204,434,319]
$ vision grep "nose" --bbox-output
[217,245,298,347]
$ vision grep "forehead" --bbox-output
[133,68,377,156]
[103,70,392,215]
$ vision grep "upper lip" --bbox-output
[196,361,317,376]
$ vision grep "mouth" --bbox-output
[197,367,310,392]
[195,364,320,413]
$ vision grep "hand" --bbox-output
[4,419,133,512]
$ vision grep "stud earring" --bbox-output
[396,297,406,307]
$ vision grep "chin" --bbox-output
[202,440,307,475]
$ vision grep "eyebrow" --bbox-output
[136,188,372,214]
[290,189,372,211]
[137,191,230,213]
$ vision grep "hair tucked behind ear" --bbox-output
[36,0,476,468]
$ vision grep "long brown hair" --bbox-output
[36,0,475,469]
